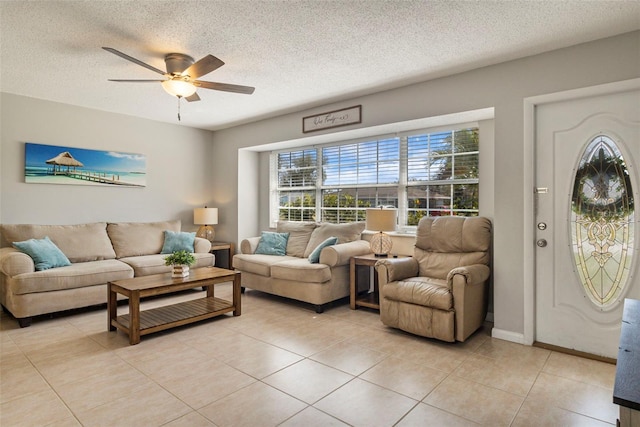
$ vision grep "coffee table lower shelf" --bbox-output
[111,296,234,338]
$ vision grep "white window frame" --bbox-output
[270,122,480,229]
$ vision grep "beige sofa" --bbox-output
[0,220,214,327]
[232,221,371,312]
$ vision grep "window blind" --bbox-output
[273,127,479,225]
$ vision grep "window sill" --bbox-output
[362,230,416,237]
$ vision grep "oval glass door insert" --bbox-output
[571,135,635,310]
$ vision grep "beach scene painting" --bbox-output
[25,143,146,187]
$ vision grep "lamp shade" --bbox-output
[194,207,218,225]
[365,208,397,232]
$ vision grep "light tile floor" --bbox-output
[0,283,618,426]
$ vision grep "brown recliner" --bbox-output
[375,216,492,342]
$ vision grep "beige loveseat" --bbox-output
[0,220,214,327]
[232,221,371,312]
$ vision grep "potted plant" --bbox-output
[164,250,196,278]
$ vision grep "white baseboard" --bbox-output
[491,327,525,344]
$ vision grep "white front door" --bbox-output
[535,88,640,359]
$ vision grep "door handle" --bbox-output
[537,239,548,248]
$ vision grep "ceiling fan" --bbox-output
[103,47,255,119]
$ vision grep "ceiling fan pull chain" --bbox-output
[177,96,181,121]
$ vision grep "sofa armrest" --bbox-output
[0,247,35,277]
[446,264,490,289]
[240,237,261,254]
[194,237,212,253]
[375,257,419,287]
[319,240,371,267]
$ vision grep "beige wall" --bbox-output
[211,31,640,341]
[0,93,215,231]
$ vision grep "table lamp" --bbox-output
[194,207,218,243]
[366,207,397,257]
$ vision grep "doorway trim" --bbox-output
[523,78,640,346]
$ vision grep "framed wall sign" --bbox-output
[303,105,362,133]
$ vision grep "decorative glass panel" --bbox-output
[571,135,635,310]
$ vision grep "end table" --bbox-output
[350,254,410,310]
[210,241,235,270]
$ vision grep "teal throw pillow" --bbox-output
[255,232,289,256]
[161,230,196,254]
[308,236,338,263]
[13,236,71,271]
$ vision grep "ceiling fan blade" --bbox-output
[182,55,224,79]
[108,79,165,82]
[194,80,255,94]
[102,47,166,76]
[185,92,200,102]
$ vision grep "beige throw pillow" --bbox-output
[303,222,365,258]
[276,221,317,258]
[107,220,181,258]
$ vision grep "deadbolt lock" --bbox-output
[537,222,547,231]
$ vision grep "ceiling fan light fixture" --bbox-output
[161,79,197,98]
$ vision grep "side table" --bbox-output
[210,241,235,270]
[350,254,410,310]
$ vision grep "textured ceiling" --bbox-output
[1,1,639,131]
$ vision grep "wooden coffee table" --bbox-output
[108,266,241,345]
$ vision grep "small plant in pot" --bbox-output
[164,250,196,278]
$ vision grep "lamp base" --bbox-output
[370,232,393,257]
[196,225,215,243]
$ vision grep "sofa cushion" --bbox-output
[13,236,71,271]
[304,222,365,257]
[270,258,331,283]
[0,222,116,263]
[232,253,299,277]
[107,220,181,258]
[119,253,214,276]
[277,221,317,257]
[383,276,452,311]
[160,231,196,254]
[255,232,289,256]
[307,236,338,263]
[7,259,133,295]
